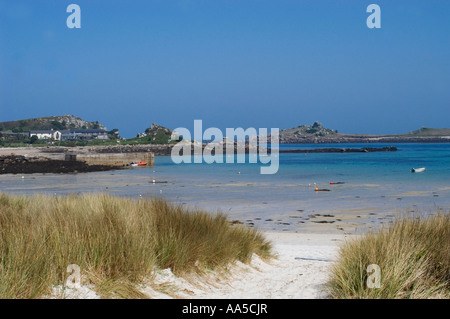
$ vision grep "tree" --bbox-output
[51,121,67,130]
[29,135,39,144]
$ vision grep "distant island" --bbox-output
[0,115,176,147]
[272,122,450,144]
[0,116,449,147]
[2,116,448,174]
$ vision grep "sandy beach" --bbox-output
[170,231,350,299]
[2,145,448,299]
[54,231,351,299]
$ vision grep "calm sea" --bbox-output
[1,143,449,233]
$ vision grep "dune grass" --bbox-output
[328,214,449,299]
[0,193,272,299]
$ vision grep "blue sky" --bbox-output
[0,0,449,138]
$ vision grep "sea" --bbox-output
[1,143,449,234]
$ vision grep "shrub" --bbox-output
[328,214,449,299]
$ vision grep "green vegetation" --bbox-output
[50,120,67,130]
[0,193,272,299]
[328,214,449,299]
[29,135,39,144]
[124,123,176,145]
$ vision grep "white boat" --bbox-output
[130,163,138,167]
[411,167,426,173]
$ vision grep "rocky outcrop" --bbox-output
[0,114,107,132]
[53,115,107,131]
[274,122,337,143]
[0,155,120,175]
[260,122,450,144]
[277,134,450,144]
[270,122,450,144]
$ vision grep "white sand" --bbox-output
[142,232,352,299]
[50,231,352,299]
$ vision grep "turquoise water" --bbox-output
[1,143,449,233]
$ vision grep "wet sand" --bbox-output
[1,165,448,299]
[1,169,448,236]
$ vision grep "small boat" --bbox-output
[130,162,138,167]
[137,162,147,166]
[411,167,426,173]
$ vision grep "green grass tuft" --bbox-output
[328,214,449,299]
[0,193,272,298]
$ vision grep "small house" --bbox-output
[29,130,62,141]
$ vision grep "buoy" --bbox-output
[238,172,240,175]
[315,187,319,191]
[152,180,156,183]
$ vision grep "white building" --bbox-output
[29,130,62,141]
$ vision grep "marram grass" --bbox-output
[328,214,449,299]
[0,193,272,299]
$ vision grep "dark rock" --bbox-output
[0,155,121,175]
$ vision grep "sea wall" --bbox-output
[73,152,155,167]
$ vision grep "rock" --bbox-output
[0,155,121,175]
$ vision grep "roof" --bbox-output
[60,129,108,134]
[30,130,59,134]
[30,129,107,135]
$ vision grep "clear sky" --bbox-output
[0,0,449,138]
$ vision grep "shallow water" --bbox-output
[1,143,449,234]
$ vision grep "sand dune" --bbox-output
[53,232,350,299]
